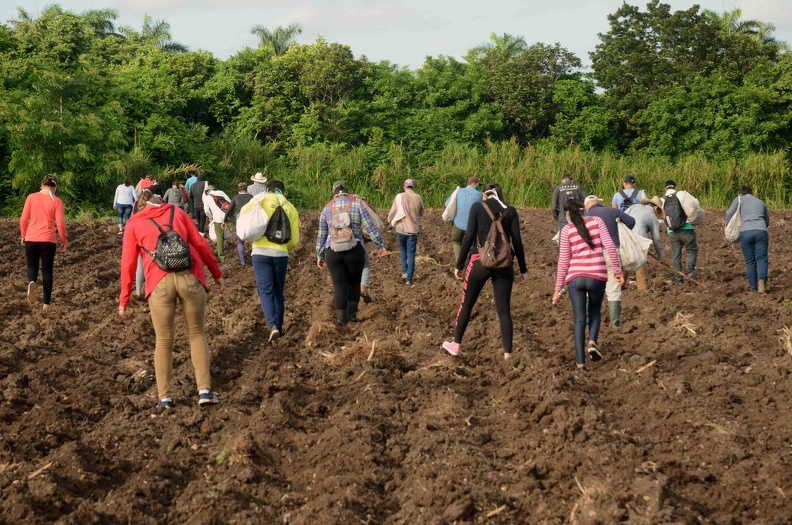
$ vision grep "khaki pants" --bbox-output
[212,223,225,263]
[148,271,211,399]
[604,253,622,302]
[635,265,648,291]
[451,226,465,265]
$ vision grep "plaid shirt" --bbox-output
[316,194,386,259]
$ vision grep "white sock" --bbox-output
[160,397,173,403]
[198,389,210,395]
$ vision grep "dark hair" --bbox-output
[484,183,507,204]
[269,180,285,193]
[564,199,595,249]
[333,184,347,195]
[238,182,248,191]
[561,173,572,181]
[739,185,752,195]
[41,175,57,188]
[124,178,132,186]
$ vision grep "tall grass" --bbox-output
[266,140,790,210]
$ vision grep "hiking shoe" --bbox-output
[26,281,38,304]
[587,342,603,362]
[198,391,220,406]
[361,292,372,304]
[442,341,460,356]
[268,328,281,343]
[157,398,175,409]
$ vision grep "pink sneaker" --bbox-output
[442,341,460,356]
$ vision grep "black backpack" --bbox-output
[663,193,688,230]
[145,207,193,271]
[265,204,292,245]
[618,189,638,211]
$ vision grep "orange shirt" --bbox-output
[19,191,68,246]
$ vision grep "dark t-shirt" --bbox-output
[457,199,527,274]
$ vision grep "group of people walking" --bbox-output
[18,169,772,407]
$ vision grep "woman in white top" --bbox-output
[113,178,138,234]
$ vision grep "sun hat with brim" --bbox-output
[251,171,267,184]
[644,196,664,209]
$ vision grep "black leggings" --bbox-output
[567,277,606,364]
[326,243,365,310]
[454,256,514,353]
[25,241,57,304]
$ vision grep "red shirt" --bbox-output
[554,216,622,293]
[20,191,68,246]
[119,204,222,307]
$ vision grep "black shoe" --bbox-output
[361,293,372,304]
[347,304,359,323]
[335,309,348,325]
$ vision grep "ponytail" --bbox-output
[565,199,595,249]
[135,189,153,212]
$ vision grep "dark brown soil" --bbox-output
[1,209,791,524]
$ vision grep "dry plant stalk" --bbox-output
[780,327,792,357]
[670,312,697,337]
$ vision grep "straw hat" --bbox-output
[641,196,663,209]
[251,171,268,184]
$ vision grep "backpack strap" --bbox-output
[619,189,631,203]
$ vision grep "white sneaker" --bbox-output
[268,328,281,343]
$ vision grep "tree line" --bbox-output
[0,1,789,213]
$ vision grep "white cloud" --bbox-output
[738,0,792,24]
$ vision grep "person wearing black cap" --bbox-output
[662,180,703,283]
[550,173,586,231]
[612,176,646,212]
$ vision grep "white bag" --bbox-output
[441,188,458,222]
[236,193,269,242]
[208,223,217,242]
[617,221,652,272]
[725,197,742,243]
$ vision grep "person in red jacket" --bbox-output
[118,191,224,409]
[19,175,68,310]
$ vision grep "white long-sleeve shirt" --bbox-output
[114,184,137,206]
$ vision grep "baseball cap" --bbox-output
[624,175,636,184]
[332,180,347,193]
[665,180,676,189]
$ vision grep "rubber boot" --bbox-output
[758,280,767,294]
[347,303,359,323]
[608,301,622,328]
[335,309,348,326]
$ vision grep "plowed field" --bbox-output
[1,209,791,524]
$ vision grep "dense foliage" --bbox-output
[0,2,789,213]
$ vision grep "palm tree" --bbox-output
[471,32,528,60]
[704,8,778,44]
[82,8,119,37]
[250,23,302,56]
[120,15,187,53]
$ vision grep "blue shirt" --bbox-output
[446,186,482,231]
[184,175,198,191]
[612,188,647,210]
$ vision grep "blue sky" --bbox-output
[2,0,790,68]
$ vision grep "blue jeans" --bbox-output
[568,277,606,364]
[237,238,246,266]
[116,204,133,227]
[252,255,288,330]
[398,233,418,283]
[739,230,769,290]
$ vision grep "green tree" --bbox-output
[250,23,302,56]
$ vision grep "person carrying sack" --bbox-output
[118,193,223,409]
[662,180,703,284]
[444,177,482,267]
[316,181,388,325]
[725,185,770,293]
[387,178,424,285]
[247,180,301,342]
[202,184,232,263]
[443,183,527,361]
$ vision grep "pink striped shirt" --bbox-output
[554,216,622,293]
